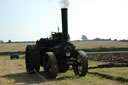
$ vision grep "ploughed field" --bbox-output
[0,55,128,85]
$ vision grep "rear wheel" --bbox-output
[73,51,88,76]
[25,45,40,73]
[44,52,58,79]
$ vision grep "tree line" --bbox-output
[0,35,128,43]
[81,35,128,42]
[0,40,36,44]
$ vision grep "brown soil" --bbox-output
[88,53,128,63]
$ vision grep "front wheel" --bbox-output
[73,51,88,76]
[44,52,58,79]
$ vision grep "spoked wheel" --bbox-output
[73,51,88,76]
[44,52,58,79]
[25,45,40,73]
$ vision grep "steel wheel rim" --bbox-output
[77,55,83,75]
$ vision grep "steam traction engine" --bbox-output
[25,8,88,78]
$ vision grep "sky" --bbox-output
[0,0,128,42]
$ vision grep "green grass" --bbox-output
[89,67,128,79]
[55,70,128,85]
[88,60,128,85]
[88,61,128,81]
[52,61,128,85]
[88,60,109,67]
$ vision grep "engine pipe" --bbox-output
[61,8,68,42]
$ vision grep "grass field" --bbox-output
[0,41,128,85]
[0,43,35,52]
[0,55,128,85]
[1,41,128,52]
[89,67,128,79]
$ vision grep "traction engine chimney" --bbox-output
[61,8,68,42]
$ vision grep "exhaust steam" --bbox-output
[60,0,69,8]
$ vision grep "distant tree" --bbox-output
[114,39,117,41]
[108,38,111,41]
[93,38,112,41]
[81,35,88,40]
[93,38,101,41]
[8,40,12,43]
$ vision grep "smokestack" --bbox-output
[61,8,68,42]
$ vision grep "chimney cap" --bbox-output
[61,8,67,10]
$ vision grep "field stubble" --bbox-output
[72,41,128,49]
[1,41,128,52]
